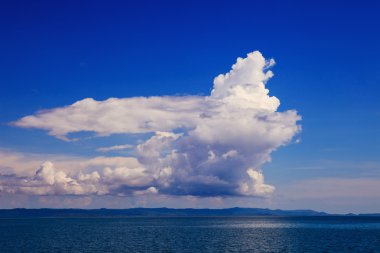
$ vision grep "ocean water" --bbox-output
[1,216,380,252]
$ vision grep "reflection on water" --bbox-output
[1,217,380,252]
[210,216,380,230]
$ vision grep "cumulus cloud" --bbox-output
[0,154,157,196]
[8,51,301,198]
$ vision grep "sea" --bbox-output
[0,216,379,252]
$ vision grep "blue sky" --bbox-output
[0,0,380,213]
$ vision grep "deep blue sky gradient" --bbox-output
[0,0,380,210]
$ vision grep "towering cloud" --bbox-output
[6,51,301,198]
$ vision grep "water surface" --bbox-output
[1,216,380,252]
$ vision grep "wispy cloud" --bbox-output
[96,144,134,152]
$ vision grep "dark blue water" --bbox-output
[1,216,380,252]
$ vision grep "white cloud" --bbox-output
[96,144,134,152]
[13,96,205,141]
[242,169,276,196]
[7,51,301,198]
[0,153,156,196]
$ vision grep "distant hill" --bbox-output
[0,207,331,218]
[1,208,378,218]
